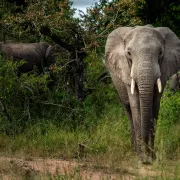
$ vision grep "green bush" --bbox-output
[0,56,85,133]
[156,90,180,160]
[0,53,120,134]
[0,56,51,133]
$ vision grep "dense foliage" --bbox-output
[0,0,179,162]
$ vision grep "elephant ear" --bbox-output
[105,27,133,85]
[156,27,180,82]
[45,45,55,66]
[45,45,53,58]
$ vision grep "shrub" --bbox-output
[156,90,180,160]
[0,56,51,134]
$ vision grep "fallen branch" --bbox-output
[39,101,83,112]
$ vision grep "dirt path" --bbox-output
[0,157,166,179]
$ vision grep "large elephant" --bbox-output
[0,42,56,73]
[105,25,180,164]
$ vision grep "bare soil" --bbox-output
[0,156,170,179]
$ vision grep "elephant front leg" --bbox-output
[130,106,142,158]
[128,90,151,164]
[150,93,162,160]
[115,79,137,150]
[128,91,142,159]
[124,105,136,150]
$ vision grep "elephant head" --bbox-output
[105,25,180,163]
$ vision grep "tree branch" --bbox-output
[40,26,74,52]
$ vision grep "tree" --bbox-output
[0,0,86,100]
[80,0,143,53]
[136,0,180,35]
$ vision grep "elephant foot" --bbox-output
[141,158,152,165]
[131,142,136,152]
[151,151,156,161]
[140,153,153,165]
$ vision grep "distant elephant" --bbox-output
[0,42,56,73]
[105,25,180,164]
[169,73,180,91]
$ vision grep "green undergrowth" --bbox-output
[0,93,179,179]
[155,90,180,161]
[0,58,179,179]
[0,103,132,166]
[0,91,179,173]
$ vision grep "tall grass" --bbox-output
[0,103,131,162]
[0,90,179,164]
[155,90,180,161]
[0,56,180,178]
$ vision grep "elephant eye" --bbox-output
[159,50,163,57]
[127,51,131,56]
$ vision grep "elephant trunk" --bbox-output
[137,61,154,152]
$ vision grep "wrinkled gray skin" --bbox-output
[0,42,56,73]
[169,73,180,91]
[105,25,180,164]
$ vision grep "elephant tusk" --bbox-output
[157,78,162,93]
[131,78,135,94]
